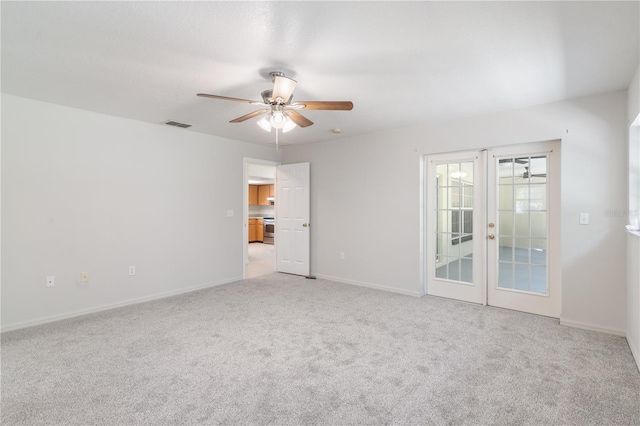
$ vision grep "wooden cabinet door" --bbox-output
[258,185,270,205]
[269,184,274,197]
[249,185,258,206]
[257,219,264,242]
[248,219,257,242]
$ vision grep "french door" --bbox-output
[425,141,560,318]
[425,151,486,304]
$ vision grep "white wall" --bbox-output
[627,64,640,369]
[1,94,279,331]
[628,64,639,126]
[282,90,629,334]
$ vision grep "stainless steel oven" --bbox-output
[263,217,274,245]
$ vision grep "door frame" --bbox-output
[421,140,561,318]
[243,157,280,279]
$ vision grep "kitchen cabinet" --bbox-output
[248,218,264,243]
[256,219,264,241]
[249,219,257,242]
[249,185,258,206]
[250,184,274,206]
[257,184,275,205]
[258,185,271,205]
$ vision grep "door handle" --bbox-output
[488,223,495,228]
[488,234,495,240]
[303,223,309,227]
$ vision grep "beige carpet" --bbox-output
[2,273,639,425]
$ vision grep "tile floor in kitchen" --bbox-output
[246,243,275,278]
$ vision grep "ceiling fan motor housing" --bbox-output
[269,71,285,81]
[261,90,274,104]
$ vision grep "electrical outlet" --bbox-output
[81,272,89,283]
[340,252,345,260]
[46,276,55,287]
[129,265,136,276]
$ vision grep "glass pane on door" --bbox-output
[496,155,548,294]
[435,161,474,284]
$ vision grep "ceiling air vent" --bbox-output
[165,120,192,129]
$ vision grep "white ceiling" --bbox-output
[2,1,638,147]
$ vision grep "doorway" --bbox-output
[424,141,560,318]
[244,158,279,279]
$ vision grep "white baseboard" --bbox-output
[313,273,423,297]
[1,276,242,333]
[559,318,626,337]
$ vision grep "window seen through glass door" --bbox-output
[497,156,548,294]
[435,161,474,283]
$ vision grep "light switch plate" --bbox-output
[579,212,589,225]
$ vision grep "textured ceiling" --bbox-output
[2,1,638,147]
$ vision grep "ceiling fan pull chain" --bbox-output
[276,127,279,151]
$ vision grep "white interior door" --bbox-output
[426,151,486,304]
[426,141,560,318]
[276,162,310,276]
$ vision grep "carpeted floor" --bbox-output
[2,273,639,425]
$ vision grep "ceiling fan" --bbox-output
[499,158,546,179]
[522,166,546,179]
[197,72,353,137]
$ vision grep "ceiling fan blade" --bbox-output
[272,76,297,104]
[287,110,314,128]
[229,109,268,123]
[197,93,264,105]
[291,101,353,111]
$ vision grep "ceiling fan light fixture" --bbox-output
[257,116,271,132]
[258,111,296,133]
[270,111,286,129]
[282,117,297,133]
